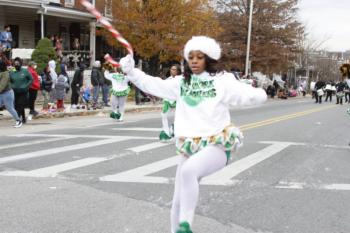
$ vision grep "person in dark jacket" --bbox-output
[91,60,108,108]
[40,65,53,112]
[70,63,85,109]
[314,80,326,104]
[9,57,32,123]
[0,59,22,127]
[335,81,346,105]
[324,81,333,102]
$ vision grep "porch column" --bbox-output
[41,13,44,39]
[89,20,96,68]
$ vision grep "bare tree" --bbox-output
[216,0,304,75]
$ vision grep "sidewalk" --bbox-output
[0,101,163,121]
[0,95,311,121]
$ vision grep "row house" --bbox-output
[0,0,115,67]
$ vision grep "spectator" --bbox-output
[55,69,69,111]
[55,35,63,58]
[27,61,40,118]
[71,63,85,109]
[40,65,53,112]
[73,38,80,51]
[0,25,13,58]
[48,60,58,109]
[0,50,11,66]
[60,63,70,93]
[0,59,22,127]
[91,60,108,109]
[9,57,32,123]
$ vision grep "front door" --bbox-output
[9,25,19,48]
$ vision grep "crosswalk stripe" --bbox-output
[275,181,350,191]
[0,157,109,177]
[100,156,179,183]
[14,133,158,140]
[0,140,172,177]
[0,137,72,150]
[112,127,161,132]
[201,142,294,185]
[0,138,125,164]
[100,141,295,186]
[129,141,173,153]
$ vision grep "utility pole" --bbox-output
[245,0,254,76]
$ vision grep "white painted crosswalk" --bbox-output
[1,134,349,191]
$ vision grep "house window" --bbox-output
[65,0,75,7]
[104,0,112,17]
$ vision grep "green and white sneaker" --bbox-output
[159,130,172,142]
[110,112,121,119]
[176,221,192,233]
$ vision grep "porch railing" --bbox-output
[62,50,91,69]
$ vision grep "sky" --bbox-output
[297,0,350,52]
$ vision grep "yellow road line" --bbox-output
[239,105,336,131]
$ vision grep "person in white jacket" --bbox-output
[119,36,267,233]
[159,64,182,142]
[104,66,130,121]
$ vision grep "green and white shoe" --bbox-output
[110,112,121,119]
[110,112,116,119]
[176,221,192,233]
[159,130,172,142]
[115,112,121,120]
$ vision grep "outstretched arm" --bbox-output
[120,55,179,101]
[221,73,267,107]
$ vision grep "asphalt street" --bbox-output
[0,97,349,233]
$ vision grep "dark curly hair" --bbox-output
[183,54,223,85]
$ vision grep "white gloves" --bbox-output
[119,54,135,74]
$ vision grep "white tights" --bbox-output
[170,145,227,233]
[161,110,173,135]
[111,95,127,116]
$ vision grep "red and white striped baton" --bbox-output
[80,0,133,67]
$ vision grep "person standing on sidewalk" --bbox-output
[159,64,181,142]
[119,36,267,233]
[91,60,108,109]
[9,57,32,123]
[40,65,53,113]
[27,61,40,118]
[0,59,22,127]
[71,63,85,109]
[104,65,130,122]
[48,60,58,111]
[55,69,69,111]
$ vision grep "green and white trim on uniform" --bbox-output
[162,100,176,113]
[176,124,243,161]
[110,86,130,97]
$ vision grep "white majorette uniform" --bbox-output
[104,71,130,121]
[159,75,177,141]
[120,36,267,233]
[123,69,266,158]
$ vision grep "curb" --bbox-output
[0,105,163,121]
